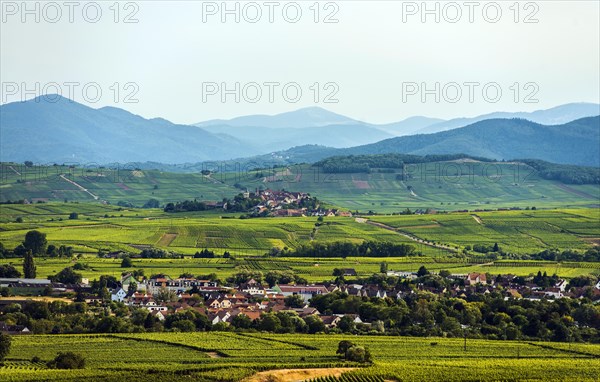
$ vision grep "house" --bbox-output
[145,276,218,295]
[240,280,266,296]
[274,284,329,302]
[208,311,231,325]
[544,287,563,299]
[0,322,31,335]
[0,278,52,295]
[121,274,139,291]
[341,268,357,277]
[386,271,418,280]
[555,280,568,292]
[111,288,127,302]
[320,315,341,327]
[465,273,487,286]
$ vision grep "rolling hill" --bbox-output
[0,95,260,164]
[195,106,358,128]
[345,117,600,166]
[224,117,600,168]
[417,102,600,134]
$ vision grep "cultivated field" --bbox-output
[1,333,598,381]
[1,204,599,281]
[2,162,599,213]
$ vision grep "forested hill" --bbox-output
[339,117,600,167]
[313,154,600,185]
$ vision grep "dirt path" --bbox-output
[244,368,357,382]
[471,215,483,224]
[206,352,222,358]
[59,174,99,200]
[556,184,599,199]
[8,165,21,176]
[365,220,458,253]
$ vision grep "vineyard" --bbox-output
[1,333,599,381]
[2,162,599,213]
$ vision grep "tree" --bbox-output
[337,340,355,356]
[304,315,325,334]
[172,320,196,332]
[493,242,499,252]
[380,262,388,273]
[0,264,21,278]
[142,199,160,208]
[284,294,305,308]
[121,257,132,268]
[337,316,356,333]
[47,352,85,369]
[257,313,282,332]
[439,269,451,278]
[23,230,47,256]
[127,281,137,294]
[51,267,82,284]
[68,212,79,220]
[23,251,36,278]
[155,287,177,304]
[417,265,430,277]
[346,345,372,363]
[231,313,252,329]
[0,333,11,361]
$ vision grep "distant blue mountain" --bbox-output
[1,97,598,166]
[0,95,259,164]
[417,103,600,134]
[195,106,357,129]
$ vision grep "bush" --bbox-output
[121,257,133,268]
[47,352,85,369]
[68,212,78,220]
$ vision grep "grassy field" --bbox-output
[1,332,598,381]
[2,162,599,213]
[1,204,599,281]
[371,208,600,254]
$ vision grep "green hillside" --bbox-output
[2,160,599,214]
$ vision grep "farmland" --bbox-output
[0,332,598,381]
[1,204,599,280]
[1,162,599,213]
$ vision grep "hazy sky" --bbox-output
[1,0,599,124]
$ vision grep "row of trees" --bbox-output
[277,241,418,258]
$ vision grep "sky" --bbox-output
[1,0,599,124]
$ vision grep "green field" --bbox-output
[1,204,599,280]
[371,208,600,254]
[1,333,598,381]
[2,162,599,213]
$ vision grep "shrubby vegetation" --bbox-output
[278,241,418,258]
[47,352,85,369]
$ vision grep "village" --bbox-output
[2,268,599,335]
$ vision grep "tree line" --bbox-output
[277,241,419,258]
